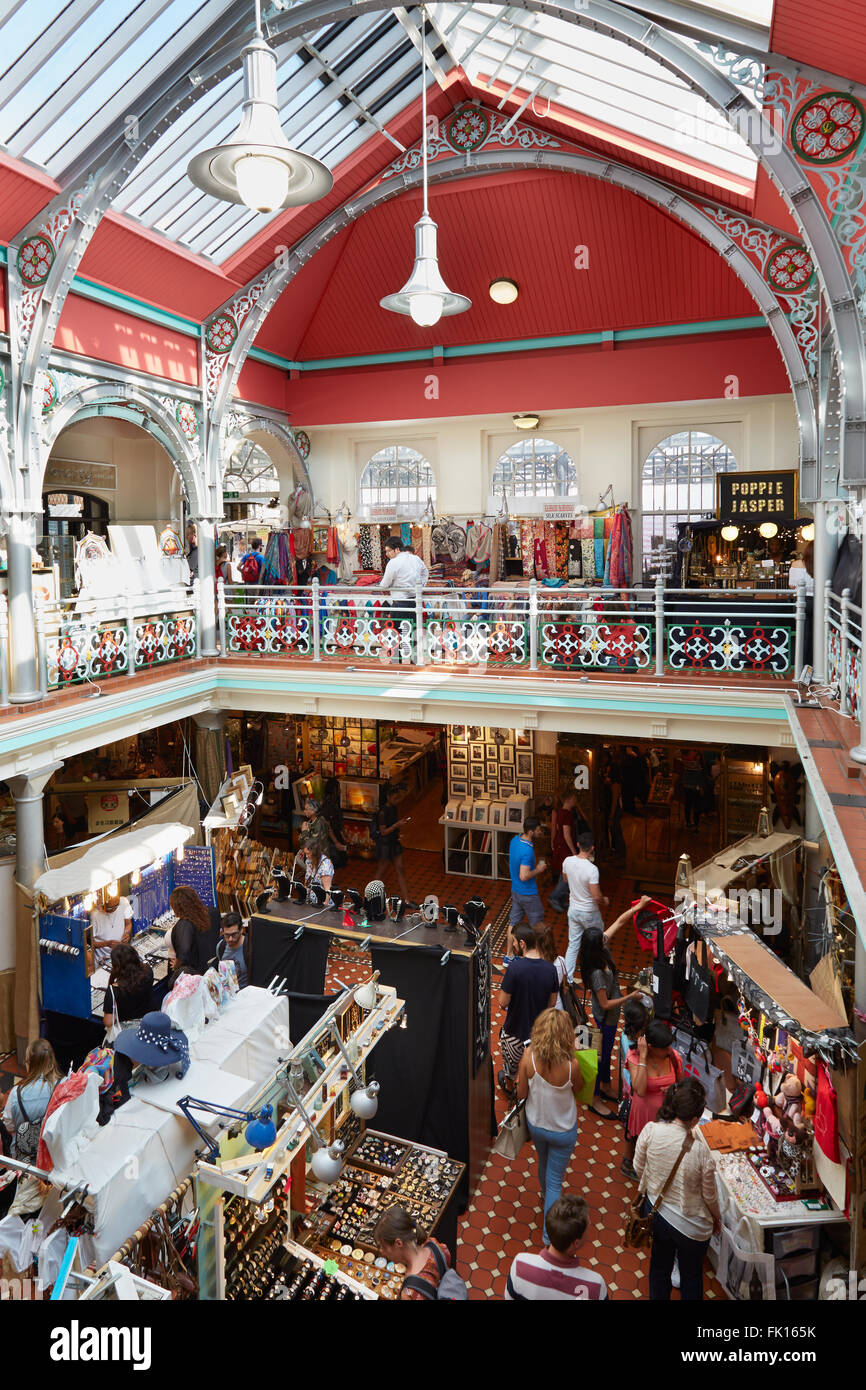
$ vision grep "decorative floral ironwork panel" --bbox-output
[541,620,652,671]
[425,617,527,667]
[322,604,412,663]
[133,615,197,669]
[667,620,792,674]
[227,601,311,656]
[47,623,129,687]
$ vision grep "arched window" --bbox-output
[493,437,577,498]
[359,445,436,510]
[223,441,280,522]
[641,430,737,582]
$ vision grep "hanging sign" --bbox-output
[485,495,585,519]
[717,470,798,522]
[87,791,130,834]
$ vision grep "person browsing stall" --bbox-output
[216,913,250,989]
[498,924,558,1096]
[509,817,546,929]
[103,943,154,1035]
[578,897,650,1118]
[90,888,133,970]
[561,832,608,981]
[168,886,220,976]
[373,784,410,901]
[380,536,429,599]
[375,1205,464,1300]
[302,844,335,900]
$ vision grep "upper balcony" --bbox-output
[0,578,818,775]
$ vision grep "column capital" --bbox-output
[194,711,227,732]
[7,760,63,802]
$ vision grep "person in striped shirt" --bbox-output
[505,1195,608,1301]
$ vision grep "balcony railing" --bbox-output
[219,578,805,681]
[33,586,201,695]
[826,583,863,724]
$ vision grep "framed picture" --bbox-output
[517,752,534,777]
[470,745,485,764]
[450,747,468,765]
[491,804,503,826]
[486,759,499,777]
[451,725,467,744]
[516,730,532,748]
[500,764,515,786]
[517,779,534,798]
[470,767,485,785]
[499,746,514,765]
[472,784,485,799]
[490,726,513,747]
[468,725,484,742]
[451,778,467,797]
[486,777,498,795]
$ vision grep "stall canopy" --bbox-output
[34,823,193,904]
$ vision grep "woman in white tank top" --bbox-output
[517,1009,581,1243]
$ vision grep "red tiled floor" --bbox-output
[321,850,725,1302]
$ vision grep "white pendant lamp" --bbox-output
[380,7,470,327]
[187,0,333,213]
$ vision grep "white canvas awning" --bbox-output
[35,822,194,903]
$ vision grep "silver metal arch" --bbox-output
[6,0,862,489]
[222,414,313,496]
[209,149,819,472]
[40,383,206,515]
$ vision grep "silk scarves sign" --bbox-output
[717,470,799,522]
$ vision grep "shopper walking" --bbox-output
[634,1078,721,1301]
[509,816,546,929]
[619,995,651,1178]
[505,1194,608,1301]
[626,1019,683,1146]
[561,832,607,981]
[579,902,648,1118]
[517,1009,581,1241]
[372,784,410,900]
[536,926,567,1009]
[547,790,585,913]
[498,925,558,1095]
[240,536,264,584]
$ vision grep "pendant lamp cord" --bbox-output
[421,4,429,216]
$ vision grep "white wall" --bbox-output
[48,418,182,526]
[305,393,799,520]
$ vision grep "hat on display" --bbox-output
[114,1012,191,1078]
[364,880,387,922]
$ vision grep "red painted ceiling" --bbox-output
[771,0,866,85]
[254,168,759,360]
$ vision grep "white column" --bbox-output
[850,509,866,763]
[811,500,836,681]
[7,761,63,1061]
[193,518,218,658]
[6,512,41,703]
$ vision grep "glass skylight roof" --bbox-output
[0,0,773,267]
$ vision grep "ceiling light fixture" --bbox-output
[489,278,519,304]
[513,413,540,430]
[720,525,739,542]
[759,522,779,539]
[800,523,815,542]
[380,6,470,327]
[187,0,333,213]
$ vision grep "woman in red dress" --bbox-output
[623,1020,682,1178]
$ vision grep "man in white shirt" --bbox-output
[90,890,133,969]
[562,832,608,981]
[379,537,428,663]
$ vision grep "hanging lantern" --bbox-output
[757,805,770,837]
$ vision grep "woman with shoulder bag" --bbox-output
[578,912,645,1118]
[103,943,154,1040]
[634,1078,720,1300]
[517,1009,581,1243]
[536,926,568,1009]
[1,1039,62,1216]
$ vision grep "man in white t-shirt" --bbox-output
[562,832,608,981]
[380,537,429,600]
[90,891,133,969]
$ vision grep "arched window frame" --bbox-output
[492,437,578,498]
[641,429,738,582]
[358,445,436,512]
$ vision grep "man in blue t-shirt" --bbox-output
[509,817,546,928]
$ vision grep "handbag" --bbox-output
[575,1049,599,1105]
[623,1131,694,1249]
[671,1025,726,1111]
[492,1099,529,1159]
[651,916,674,1021]
[560,974,587,1029]
[684,939,715,1024]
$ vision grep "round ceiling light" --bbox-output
[513,413,540,430]
[720,525,739,542]
[759,522,779,539]
[489,278,519,304]
[800,523,815,542]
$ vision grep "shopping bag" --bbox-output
[492,1099,529,1159]
[575,1048,599,1105]
[652,916,674,1020]
[684,938,715,1024]
[671,1025,726,1111]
